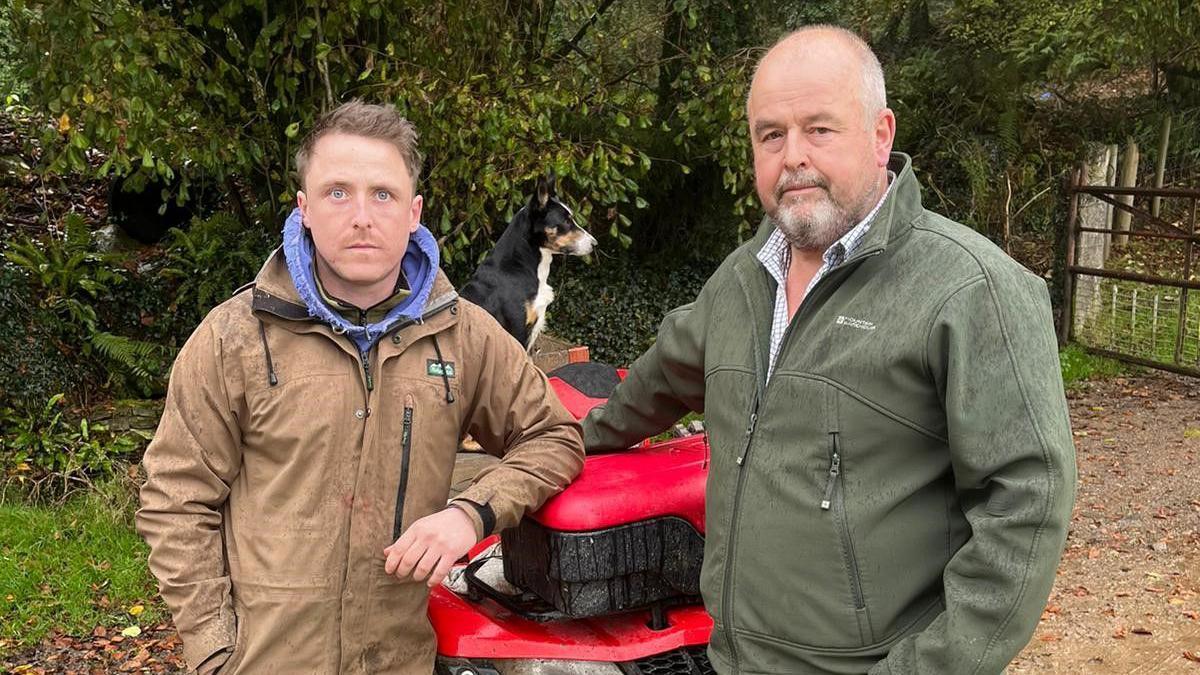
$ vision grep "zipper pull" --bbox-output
[735,412,758,466]
[820,437,841,510]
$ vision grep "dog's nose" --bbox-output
[573,230,597,255]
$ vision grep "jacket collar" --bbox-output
[251,248,460,339]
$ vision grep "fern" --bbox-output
[89,331,166,388]
[995,106,1023,161]
[61,212,90,252]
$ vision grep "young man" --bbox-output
[137,100,584,674]
[583,27,1075,674]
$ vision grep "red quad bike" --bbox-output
[430,362,715,675]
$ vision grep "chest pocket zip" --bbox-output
[392,395,415,541]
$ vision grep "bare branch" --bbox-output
[551,0,619,61]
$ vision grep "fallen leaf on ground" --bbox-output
[120,626,142,638]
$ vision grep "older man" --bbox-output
[137,100,584,674]
[583,26,1075,674]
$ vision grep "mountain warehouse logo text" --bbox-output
[836,315,876,331]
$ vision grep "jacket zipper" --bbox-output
[392,396,415,540]
[718,248,881,669]
[360,348,374,392]
[820,434,841,510]
[823,431,866,610]
[721,390,759,673]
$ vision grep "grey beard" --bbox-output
[769,174,881,252]
[768,193,855,252]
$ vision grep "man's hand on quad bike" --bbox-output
[384,506,478,588]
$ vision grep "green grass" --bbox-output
[0,476,162,653]
[1059,343,1130,389]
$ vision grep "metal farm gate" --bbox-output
[1061,174,1200,376]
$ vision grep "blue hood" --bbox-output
[282,207,440,353]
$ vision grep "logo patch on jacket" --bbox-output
[427,359,456,378]
[835,315,876,331]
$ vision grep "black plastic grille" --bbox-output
[687,647,715,675]
[620,646,713,675]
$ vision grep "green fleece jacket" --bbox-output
[583,154,1076,674]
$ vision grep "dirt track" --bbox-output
[1011,372,1200,673]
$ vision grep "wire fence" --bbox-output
[1073,275,1200,367]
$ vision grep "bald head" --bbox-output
[746,24,896,253]
[750,26,887,128]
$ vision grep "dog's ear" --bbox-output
[535,170,556,210]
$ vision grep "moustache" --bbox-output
[774,173,828,200]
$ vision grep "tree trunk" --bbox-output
[654,0,687,123]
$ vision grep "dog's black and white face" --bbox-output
[528,173,597,256]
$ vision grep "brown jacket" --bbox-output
[136,250,584,673]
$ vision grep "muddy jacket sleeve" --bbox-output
[450,305,585,536]
[581,295,709,453]
[136,320,244,671]
[871,272,1076,674]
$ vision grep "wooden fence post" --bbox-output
[1152,113,1172,218]
[1113,138,1140,249]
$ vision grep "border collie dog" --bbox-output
[461,172,596,351]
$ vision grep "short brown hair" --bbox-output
[295,99,423,193]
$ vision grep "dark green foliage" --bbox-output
[0,394,141,503]
[94,212,279,376]
[3,214,170,397]
[156,213,278,341]
[857,0,1200,248]
[3,0,1199,410]
[0,5,23,99]
[9,0,765,265]
[545,255,717,366]
[0,263,97,414]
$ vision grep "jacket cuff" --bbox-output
[195,647,233,674]
[180,612,236,673]
[447,499,495,540]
